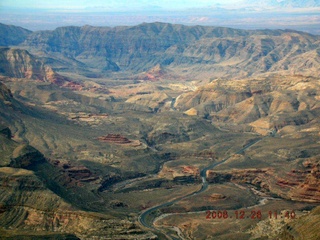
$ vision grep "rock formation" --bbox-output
[98,134,132,144]
[0,167,152,239]
[207,160,320,203]
[0,22,317,77]
[0,81,13,101]
[0,48,82,89]
[176,75,320,134]
[10,144,45,168]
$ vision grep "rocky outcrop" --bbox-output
[138,64,180,81]
[97,134,141,147]
[284,159,320,203]
[206,168,270,188]
[0,125,12,139]
[181,165,200,175]
[98,134,132,144]
[159,164,201,183]
[207,159,320,203]
[0,47,48,80]
[0,81,13,102]
[142,64,166,81]
[98,174,123,192]
[173,175,200,183]
[0,125,45,169]
[206,171,233,184]
[0,48,82,89]
[10,144,45,168]
[52,160,99,183]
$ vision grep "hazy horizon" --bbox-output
[1,0,241,11]
[0,0,319,34]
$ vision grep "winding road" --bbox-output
[138,137,265,239]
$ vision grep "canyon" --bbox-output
[0,22,319,239]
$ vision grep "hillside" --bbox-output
[0,133,151,239]
[0,23,31,46]
[175,75,320,134]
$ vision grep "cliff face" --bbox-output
[0,48,82,88]
[17,22,320,76]
[206,156,320,203]
[0,48,47,80]
[286,158,320,203]
[0,22,319,78]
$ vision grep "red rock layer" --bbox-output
[98,134,132,144]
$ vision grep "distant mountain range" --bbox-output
[1,0,319,33]
[0,22,319,79]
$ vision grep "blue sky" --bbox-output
[0,0,241,11]
[1,0,319,34]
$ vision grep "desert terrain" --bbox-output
[0,22,319,239]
